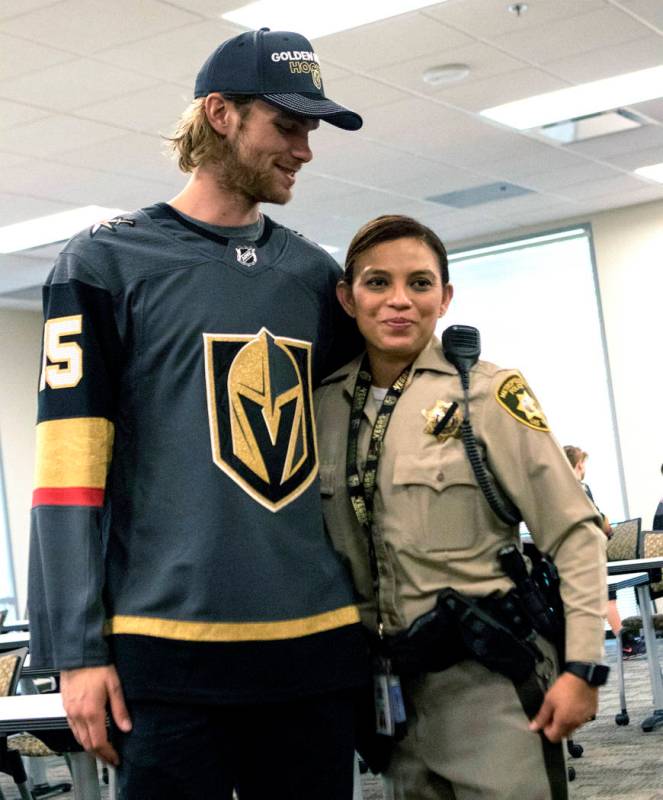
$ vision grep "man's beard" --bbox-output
[212,130,291,206]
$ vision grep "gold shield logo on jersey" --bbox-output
[203,327,318,512]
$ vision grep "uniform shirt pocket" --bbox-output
[392,450,480,551]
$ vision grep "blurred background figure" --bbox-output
[653,463,663,530]
[564,445,645,658]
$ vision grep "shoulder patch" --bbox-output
[89,216,135,237]
[495,373,549,432]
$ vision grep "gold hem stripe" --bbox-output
[106,605,360,642]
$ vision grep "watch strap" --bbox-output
[564,661,609,686]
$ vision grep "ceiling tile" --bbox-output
[324,74,410,112]
[53,131,182,184]
[0,58,159,113]
[0,159,173,208]
[0,114,128,157]
[0,32,75,82]
[0,151,28,170]
[0,0,200,55]
[0,99,48,130]
[544,34,663,82]
[93,19,240,84]
[431,68,569,113]
[516,161,621,191]
[614,0,663,29]
[0,0,60,22]
[423,0,607,39]
[372,41,527,96]
[555,173,649,200]
[387,163,495,199]
[0,192,71,226]
[568,123,663,158]
[480,147,599,182]
[76,83,191,137]
[607,144,663,170]
[491,6,651,64]
[314,11,474,71]
[632,98,663,123]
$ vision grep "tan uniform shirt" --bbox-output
[315,338,607,663]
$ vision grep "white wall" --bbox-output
[0,309,42,614]
[591,201,663,528]
[456,198,663,529]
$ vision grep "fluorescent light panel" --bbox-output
[634,163,663,184]
[481,64,663,130]
[449,229,587,263]
[223,0,444,40]
[0,206,125,254]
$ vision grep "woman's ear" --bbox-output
[439,282,454,317]
[336,281,356,318]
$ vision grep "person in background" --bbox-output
[653,463,663,530]
[564,445,645,658]
[316,214,608,800]
[28,27,368,800]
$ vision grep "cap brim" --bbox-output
[262,93,363,131]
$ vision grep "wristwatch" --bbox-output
[564,661,610,686]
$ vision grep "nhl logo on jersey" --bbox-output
[203,327,318,512]
[235,245,258,266]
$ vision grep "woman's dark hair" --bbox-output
[343,215,449,284]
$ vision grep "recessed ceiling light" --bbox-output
[634,163,663,184]
[0,206,125,254]
[423,63,470,86]
[223,0,446,40]
[319,243,340,254]
[535,110,643,144]
[480,64,663,130]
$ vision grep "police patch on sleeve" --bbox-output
[495,373,549,432]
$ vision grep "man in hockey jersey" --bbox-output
[28,28,367,800]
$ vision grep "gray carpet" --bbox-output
[1,639,662,799]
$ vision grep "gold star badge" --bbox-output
[421,400,463,441]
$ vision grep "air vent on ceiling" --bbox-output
[427,182,533,208]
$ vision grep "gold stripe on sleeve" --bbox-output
[34,417,114,488]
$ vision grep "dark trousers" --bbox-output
[113,689,357,800]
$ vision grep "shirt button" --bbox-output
[436,471,445,481]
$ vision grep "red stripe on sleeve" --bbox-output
[32,487,105,508]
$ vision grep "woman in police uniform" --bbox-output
[315,215,608,800]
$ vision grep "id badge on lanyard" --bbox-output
[374,657,406,736]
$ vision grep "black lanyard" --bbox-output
[346,354,411,636]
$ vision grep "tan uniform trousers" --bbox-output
[387,652,565,800]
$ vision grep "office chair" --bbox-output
[638,530,663,609]
[0,647,32,800]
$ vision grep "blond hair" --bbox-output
[563,445,588,469]
[165,95,254,173]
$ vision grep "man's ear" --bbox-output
[204,93,233,135]
[336,281,356,318]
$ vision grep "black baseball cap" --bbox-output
[194,28,362,131]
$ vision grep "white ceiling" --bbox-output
[1,0,662,309]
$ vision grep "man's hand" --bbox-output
[528,672,598,742]
[60,665,132,766]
